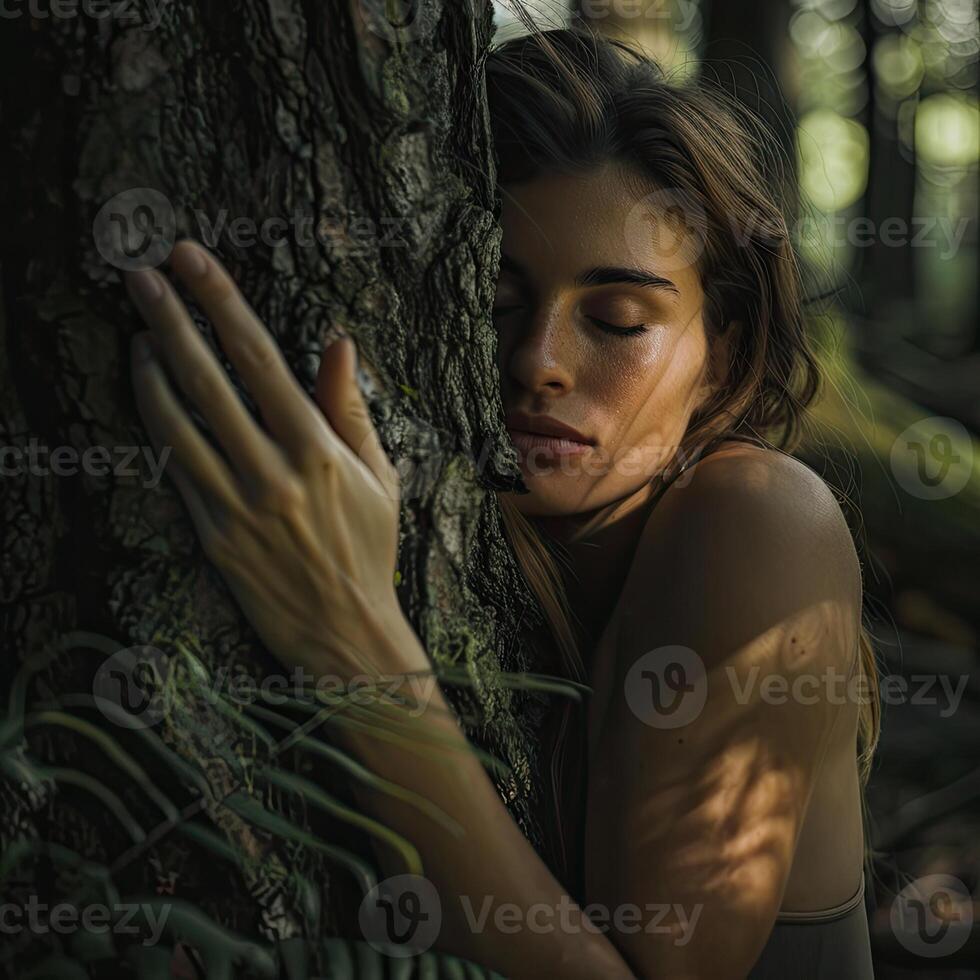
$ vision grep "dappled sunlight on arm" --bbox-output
[583,451,863,979]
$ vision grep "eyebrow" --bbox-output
[499,253,679,294]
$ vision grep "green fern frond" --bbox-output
[26,711,178,822]
[222,792,377,896]
[241,702,462,836]
[37,767,146,844]
[258,767,423,876]
[33,694,213,800]
[435,667,589,700]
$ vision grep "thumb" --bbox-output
[315,329,398,499]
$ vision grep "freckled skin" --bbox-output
[494,161,713,520]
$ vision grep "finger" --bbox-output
[130,331,242,514]
[167,240,333,461]
[167,456,226,560]
[315,331,399,499]
[124,265,285,488]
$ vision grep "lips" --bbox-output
[504,411,594,445]
[504,411,595,462]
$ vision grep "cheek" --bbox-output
[587,325,676,423]
[598,325,708,462]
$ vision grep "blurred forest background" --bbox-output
[496,1,979,976]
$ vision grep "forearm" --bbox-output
[328,611,635,979]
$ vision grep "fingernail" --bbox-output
[126,269,163,306]
[132,332,154,363]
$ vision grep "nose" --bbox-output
[500,306,576,398]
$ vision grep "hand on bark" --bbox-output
[124,239,421,679]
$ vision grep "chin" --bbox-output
[508,465,662,523]
[507,474,599,518]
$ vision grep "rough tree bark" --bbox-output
[0,2,553,975]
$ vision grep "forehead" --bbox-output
[498,160,705,286]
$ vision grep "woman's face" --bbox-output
[495,161,715,518]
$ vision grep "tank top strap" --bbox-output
[775,872,866,924]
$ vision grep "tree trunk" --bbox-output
[0,2,549,975]
[702,0,799,209]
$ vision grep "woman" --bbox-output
[124,27,879,980]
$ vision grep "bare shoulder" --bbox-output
[649,442,859,580]
[662,441,852,539]
[620,441,862,668]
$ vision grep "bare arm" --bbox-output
[584,449,864,979]
[328,614,636,978]
[124,239,634,979]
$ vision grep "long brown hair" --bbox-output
[485,26,880,812]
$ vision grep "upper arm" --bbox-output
[584,450,862,980]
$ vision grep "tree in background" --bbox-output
[0,2,555,975]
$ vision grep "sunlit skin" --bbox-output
[495,161,731,650]
[124,156,866,977]
[495,161,714,522]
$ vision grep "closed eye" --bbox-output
[491,306,647,338]
[587,316,648,337]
